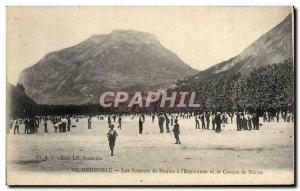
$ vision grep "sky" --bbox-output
[7,6,292,84]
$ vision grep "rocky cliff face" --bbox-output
[19,30,197,104]
[197,13,293,78]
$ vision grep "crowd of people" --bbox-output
[9,110,294,156]
[10,115,74,135]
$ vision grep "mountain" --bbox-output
[194,13,293,78]
[19,30,197,105]
[173,13,294,111]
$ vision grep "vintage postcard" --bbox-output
[6,6,294,185]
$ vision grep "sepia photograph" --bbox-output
[6,6,294,185]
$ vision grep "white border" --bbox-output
[1,0,298,6]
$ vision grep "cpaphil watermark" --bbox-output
[99,91,200,108]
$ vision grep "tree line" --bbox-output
[174,59,294,113]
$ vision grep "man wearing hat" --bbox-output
[107,124,118,156]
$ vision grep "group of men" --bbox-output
[10,115,74,135]
[236,112,260,131]
[194,112,227,133]
[263,111,294,123]
[11,117,40,134]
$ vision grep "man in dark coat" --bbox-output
[206,112,210,130]
[67,116,71,131]
[88,117,92,129]
[236,112,241,131]
[172,119,181,144]
[24,118,29,134]
[165,114,171,133]
[139,115,144,134]
[200,113,206,129]
[113,115,116,123]
[240,113,246,130]
[44,117,48,133]
[118,116,122,129]
[252,112,259,130]
[158,113,165,133]
[29,118,35,134]
[13,120,20,134]
[152,114,155,123]
[215,112,222,133]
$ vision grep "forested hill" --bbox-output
[7,83,37,118]
[175,60,294,112]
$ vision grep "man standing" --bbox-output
[276,112,280,122]
[252,112,259,130]
[200,112,206,130]
[67,116,71,131]
[229,112,234,124]
[107,124,118,156]
[195,113,200,129]
[29,118,35,134]
[263,112,267,122]
[88,116,92,129]
[152,114,155,123]
[54,122,58,133]
[118,116,122,129]
[172,119,181,144]
[61,117,67,132]
[287,112,292,122]
[24,118,29,134]
[13,119,20,134]
[113,115,116,123]
[236,112,241,131]
[215,112,222,133]
[206,112,210,130]
[44,117,48,133]
[245,112,252,130]
[58,120,62,132]
[158,113,165,133]
[211,113,216,130]
[165,114,171,133]
[139,115,144,134]
[241,113,247,130]
[34,117,39,133]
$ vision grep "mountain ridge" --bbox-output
[19,30,197,105]
[195,13,293,78]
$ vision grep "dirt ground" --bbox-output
[6,116,294,185]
